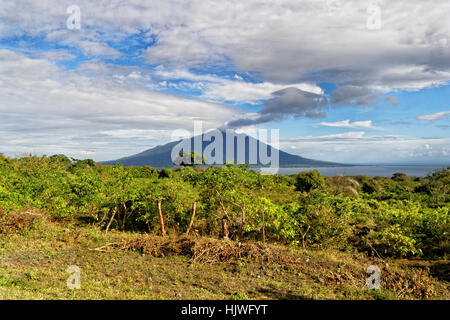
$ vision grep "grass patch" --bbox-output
[0,213,447,300]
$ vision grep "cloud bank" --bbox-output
[0,1,449,163]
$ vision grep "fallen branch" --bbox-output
[88,242,120,252]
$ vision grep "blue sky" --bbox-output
[0,0,449,164]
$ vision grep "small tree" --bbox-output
[392,172,409,182]
[147,176,198,236]
[175,151,206,167]
[49,154,72,167]
[295,170,325,193]
[103,165,136,231]
[197,165,255,239]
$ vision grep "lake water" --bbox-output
[274,165,448,177]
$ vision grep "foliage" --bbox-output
[0,154,448,258]
[295,170,325,193]
[174,151,206,166]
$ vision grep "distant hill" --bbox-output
[101,131,345,168]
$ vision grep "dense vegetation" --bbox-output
[0,153,448,259]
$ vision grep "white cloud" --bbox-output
[1,1,449,162]
[0,50,241,160]
[280,133,450,163]
[153,67,323,103]
[75,41,122,58]
[417,110,450,121]
[202,81,323,103]
[1,1,450,92]
[285,131,369,142]
[319,120,383,130]
[143,27,222,67]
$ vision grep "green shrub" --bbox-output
[392,172,409,182]
[373,224,422,257]
[295,170,325,193]
[0,153,447,259]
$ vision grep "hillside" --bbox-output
[102,131,344,168]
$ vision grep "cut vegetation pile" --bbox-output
[100,235,302,265]
[90,234,439,299]
[0,209,41,235]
